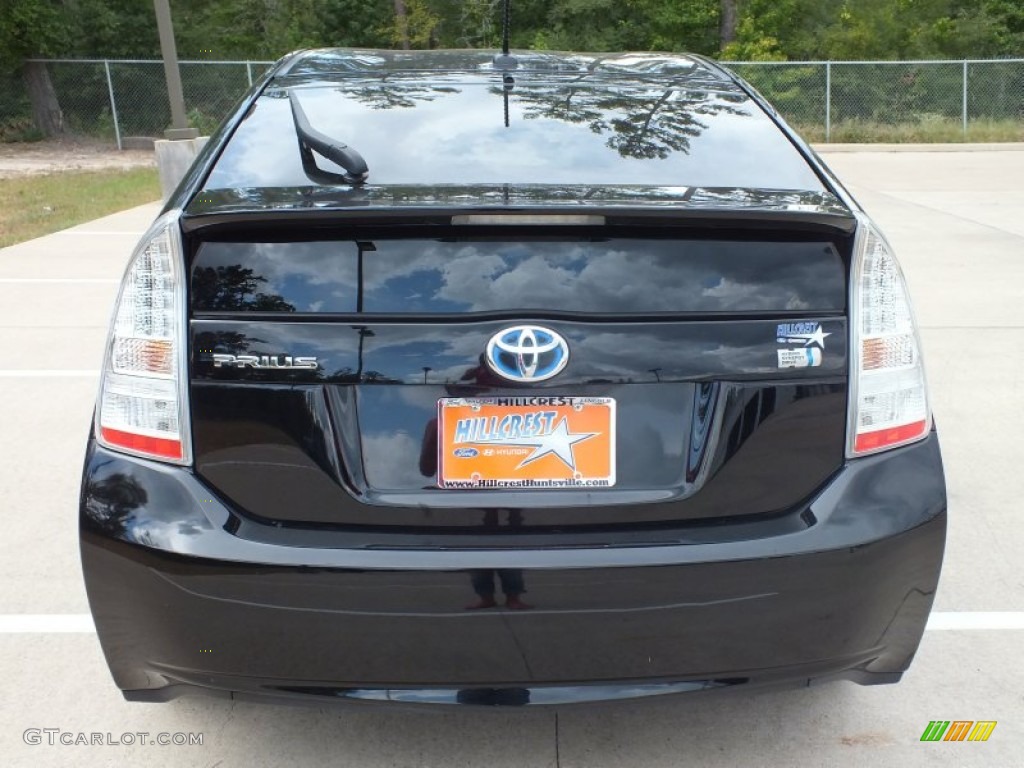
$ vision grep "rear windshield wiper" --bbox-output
[288,90,369,186]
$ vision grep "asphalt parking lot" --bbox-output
[1,147,1022,767]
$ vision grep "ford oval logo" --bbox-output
[453,447,479,458]
[485,325,569,383]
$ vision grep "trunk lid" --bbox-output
[186,215,852,535]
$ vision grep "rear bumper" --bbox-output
[80,433,946,706]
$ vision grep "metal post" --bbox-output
[246,61,253,87]
[103,60,122,151]
[962,60,968,137]
[153,0,198,139]
[825,61,832,142]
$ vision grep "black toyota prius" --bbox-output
[80,47,946,707]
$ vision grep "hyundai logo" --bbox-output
[485,325,569,383]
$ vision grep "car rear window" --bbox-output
[191,239,846,314]
[201,81,826,192]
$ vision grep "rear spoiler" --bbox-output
[181,186,857,237]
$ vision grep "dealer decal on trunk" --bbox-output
[776,322,830,368]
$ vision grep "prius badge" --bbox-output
[485,325,569,383]
[212,353,318,370]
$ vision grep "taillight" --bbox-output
[848,214,930,457]
[95,210,190,464]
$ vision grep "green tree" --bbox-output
[0,0,71,135]
[723,0,1024,60]
[6,0,1024,145]
[380,0,439,48]
[66,0,159,58]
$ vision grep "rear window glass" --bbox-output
[201,82,826,191]
[192,239,845,314]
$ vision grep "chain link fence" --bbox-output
[0,59,273,146]
[728,60,1024,142]
[1,58,1022,146]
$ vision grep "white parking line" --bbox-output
[0,612,1021,634]
[0,615,95,633]
[0,370,99,377]
[0,278,119,284]
[54,231,142,236]
[925,611,1024,630]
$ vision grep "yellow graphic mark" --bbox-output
[967,721,997,742]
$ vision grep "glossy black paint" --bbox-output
[80,434,946,704]
[187,311,849,527]
[185,226,851,528]
[81,431,945,562]
[182,188,857,234]
[82,49,947,707]
[192,318,848,382]
[189,377,846,527]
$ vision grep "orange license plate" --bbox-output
[437,397,616,489]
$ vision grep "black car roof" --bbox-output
[278,49,735,84]
[185,49,848,223]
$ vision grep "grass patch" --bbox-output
[0,168,159,248]
[795,117,1024,143]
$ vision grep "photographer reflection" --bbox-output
[468,508,531,609]
[416,371,533,611]
[454,351,508,388]
[466,568,532,610]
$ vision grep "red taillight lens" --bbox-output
[99,427,183,460]
[853,419,929,454]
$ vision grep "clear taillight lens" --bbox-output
[96,210,190,463]
[848,216,930,457]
